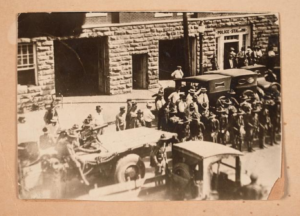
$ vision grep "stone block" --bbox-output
[18,38,31,43]
[37,47,51,52]
[141,29,151,33]
[32,37,48,42]
[126,29,140,34]
[104,31,114,36]
[115,30,126,35]
[38,65,51,70]
[134,38,145,43]
[135,46,148,51]
[130,34,143,39]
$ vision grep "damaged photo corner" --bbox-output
[17,11,283,201]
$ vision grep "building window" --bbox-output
[224,35,239,41]
[176,12,194,16]
[17,43,36,85]
[154,12,173,18]
[86,12,108,17]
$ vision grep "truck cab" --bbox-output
[170,141,246,200]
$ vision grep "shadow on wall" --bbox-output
[18,13,86,38]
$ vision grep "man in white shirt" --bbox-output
[168,86,181,104]
[171,66,184,79]
[116,106,126,131]
[94,105,105,135]
[143,102,155,128]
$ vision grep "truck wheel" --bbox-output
[172,163,191,200]
[114,154,145,183]
[173,163,191,180]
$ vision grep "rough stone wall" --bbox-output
[17,37,54,110]
[200,15,279,71]
[18,14,279,98]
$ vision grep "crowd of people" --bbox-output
[224,45,279,70]
[118,83,281,153]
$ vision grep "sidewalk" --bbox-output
[62,89,159,104]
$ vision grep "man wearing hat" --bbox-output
[150,134,169,185]
[43,104,59,125]
[39,127,56,150]
[240,95,252,113]
[177,92,187,119]
[190,112,205,141]
[129,101,138,129]
[143,102,155,128]
[225,47,237,69]
[196,87,209,110]
[186,86,196,105]
[171,66,184,79]
[125,99,132,130]
[261,106,274,146]
[208,112,219,143]
[156,92,166,130]
[252,104,262,148]
[134,109,146,128]
[116,106,126,131]
[244,105,255,152]
[216,106,229,145]
[236,47,246,68]
[176,116,190,142]
[94,105,105,135]
[168,86,181,105]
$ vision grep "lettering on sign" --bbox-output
[217,28,247,35]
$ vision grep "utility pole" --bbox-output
[183,12,191,77]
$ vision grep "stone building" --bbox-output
[17,12,279,109]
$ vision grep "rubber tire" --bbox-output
[114,154,145,183]
[173,163,191,180]
[172,163,192,200]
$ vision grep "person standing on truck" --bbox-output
[143,102,155,128]
[44,104,59,125]
[39,127,56,150]
[116,106,126,131]
[94,105,105,135]
[171,66,184,79]
[150,134,169,186]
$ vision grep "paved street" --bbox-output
[18,89,282,200]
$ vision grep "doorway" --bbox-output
[223,42,239,69]
[54,37,108,96]
[132,54,148,89]
[159,38,196,80]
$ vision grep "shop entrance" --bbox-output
[223,42,239,69]
[54,37,108,96]
[132,54,148,89]
[159,38,196,80]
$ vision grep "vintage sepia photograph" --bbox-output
[17,11,281,201]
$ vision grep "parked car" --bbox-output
[205,69,258,97]
[164,74,231,106]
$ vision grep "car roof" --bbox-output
[206,69,256,77]
[241,64,266,70]
[173,141,243,159]
[176,74,230,82]
[100,128,177,153]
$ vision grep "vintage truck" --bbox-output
[164,68,280,106]
[18,127,178,198]
[171,141,246,200]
